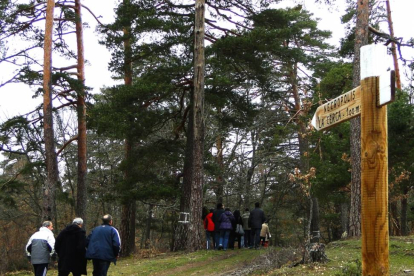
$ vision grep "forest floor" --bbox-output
[7,236,414,276]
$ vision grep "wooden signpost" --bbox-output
[312,44,395,276]
[311,86,361,131]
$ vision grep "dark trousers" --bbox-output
[58,271,81,276]
[244,229,251,247]
[250,228,261,248]
[228,231,235,249]
[92,259,111,276]
[235,233,243,249]
[33,263,48,276]
[206,230,215,249]
[214,231,220,249]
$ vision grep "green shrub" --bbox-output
[336,259,362,276]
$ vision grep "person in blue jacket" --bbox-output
[218,208,235,250]
[86,214,121,276]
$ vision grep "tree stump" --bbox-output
[304,242,328,263]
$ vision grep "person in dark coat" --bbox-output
[248,202,266,249]
[212,203,225,249]
[55,218,87,276]
[218,208,235,250]
[232,210,244,249]
[86,214,121,276]
[241,208,251,248]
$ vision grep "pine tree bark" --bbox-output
[386,0,407,237]
[389,201,400,236]
[245,131,256,209]
[119,19,136,255]
[120,137,136,256]
[42,0,58,222]
[340,202,349,235]
[120,198,136,254]
[385,0,401,90]
[215,133,224,203]
[74,0,88,226]
[144,204,154,249]
[349,0,369,237]
[401,187,408,236]
[174,98,194,251]
[173,0,205,251]
[289,61,319,243]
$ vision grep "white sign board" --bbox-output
[361,44,395,106]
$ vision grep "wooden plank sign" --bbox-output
[311,44,396,275]
[311,87,361,131]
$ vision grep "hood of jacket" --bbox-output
[61,224,85,235]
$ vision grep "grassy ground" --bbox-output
[7,236,414,276]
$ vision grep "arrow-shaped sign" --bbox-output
[311,87,361,131]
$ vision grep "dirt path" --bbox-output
[150,251,255,276]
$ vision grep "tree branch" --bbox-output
[57,135,79,156]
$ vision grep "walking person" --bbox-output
[55,218,87,276]
[260,220,271,247]
[241,208,251,248]
[203,209,215,249]
[86,214,121,276]
[218,208,235,250]
[212,203,225,249]
[249,202,266,249]
[26,221,55,276]
[233,210,244,249]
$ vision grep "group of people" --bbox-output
[203,202,271,250]
[25,214,121,276]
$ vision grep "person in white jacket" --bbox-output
[26,221,55,276]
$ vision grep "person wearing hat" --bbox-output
[86,214,121,276]
[55,218,87,276]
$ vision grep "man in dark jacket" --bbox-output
[212,203,225,249]
[248,202,266,249]
[55,218,87,276]
[86,214,121,276]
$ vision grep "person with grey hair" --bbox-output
[86,214,121,276]
[26,221,55,276]
[55,218,87,276]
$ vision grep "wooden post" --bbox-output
[360,77,389,275]
[312,44,393,275]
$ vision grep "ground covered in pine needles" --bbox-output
[8,236,414,276]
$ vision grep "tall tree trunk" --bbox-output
[385,2,406,237]
[120,139,136,256]
[289,61,318,243]
[341,202,349,235]
[349,0,369,237]
[245,131,256,209]
[173,0,205,251]
[385,0,401,90]
[42,0,58,222]
[215,133,224,203]
[310,197,320,243]
[74,0,87,226]
[401,187,408,236]
[389,201,400,236]
[120,198,136,254]
[119,2,136,255]
[145,204,154,249]
[174,95,194,251]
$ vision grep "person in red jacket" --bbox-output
[203,209,215,250]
